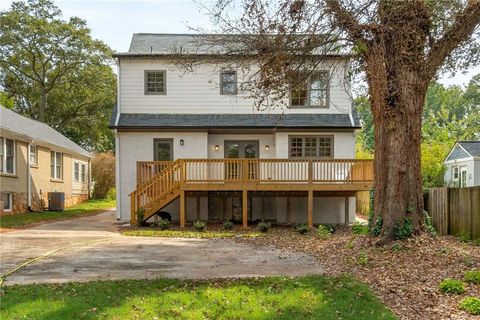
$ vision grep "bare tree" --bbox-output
[192,0,480,243]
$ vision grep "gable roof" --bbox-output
[114,33,350,58]
[0,106,91,158]
[109,113,360,129]
[458,141,480,157]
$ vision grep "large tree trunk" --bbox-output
[39,88,47,122]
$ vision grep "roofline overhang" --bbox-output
[109,125,361,131]
[112,53,353,59]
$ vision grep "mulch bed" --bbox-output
[236,227,480,320]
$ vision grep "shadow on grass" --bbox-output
[1,276,396,320]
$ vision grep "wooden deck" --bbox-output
[131,159,374,227]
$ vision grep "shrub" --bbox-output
[458,232,471,243]
[106,187,116,201]
[257,221,271,233]
[295,223,309,235]
[357,250,368,266]
[156,218,170,230]
[352,222,369,235]
[423,211,436,235]
[369,216,383,237]
[394,217,414,240]
[391,242,403,253]
[136,207,145,227]
[459,297,480,316]
[223,220,234,230]
[316,225,332,240]
[91,152,115,199]
[439,279,465,294]
[464,270,480,284]
[193,220,207,231]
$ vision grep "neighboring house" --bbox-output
[444,141,480,187]
[110,33,373,226]
[0,107,91,214]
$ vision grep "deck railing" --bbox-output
[137,161,173,186]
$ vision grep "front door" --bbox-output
[460,166,467,187]
[154,139,173,161]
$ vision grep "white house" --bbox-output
[444,141,480,187]
[110,34,373,227]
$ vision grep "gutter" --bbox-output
[27,141,32,210]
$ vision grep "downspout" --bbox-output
[27,141,32,211]
[115,57,121,220]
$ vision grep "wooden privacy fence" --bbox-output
[427,187,480,240]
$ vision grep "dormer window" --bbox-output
[290,71,329,108]
[145,70,166,95]
[220,70,237,95]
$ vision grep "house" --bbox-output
[0,106,91,214]
[110,33,374,227]
[444,141,480,187]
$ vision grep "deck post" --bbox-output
[180,190,186,228]
[130,193,136,225]
[307,189,313,228]
[344,196,350,226]
[242,189,248,228]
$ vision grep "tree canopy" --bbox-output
[0,0,116,151]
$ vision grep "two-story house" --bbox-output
[110,34,373,227]
[0,106,91,214]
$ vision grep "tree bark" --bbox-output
[39,87,47,122]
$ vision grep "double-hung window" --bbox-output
[30,145,37,165]
[289,136,333,158]
[51,151,63,180]
[81,164,86,183]
[145,71,166,94]
[290,71,329,108]
[0,137,15,174]
[220,70,237,95]
[74,162,80,182]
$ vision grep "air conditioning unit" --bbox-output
[48,192,65,211]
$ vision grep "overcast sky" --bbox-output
[1,0,479,87]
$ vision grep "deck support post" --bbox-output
[180,190,186,228]
[286,196,291,225]
[344,196,350,226]
[242,189,248,228]
[307,189,313,228]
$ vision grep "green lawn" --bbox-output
[0,276,396,320]
[122,229,263,239]
[0,199,115,229]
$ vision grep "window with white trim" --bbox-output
[289,136,333,158]
[74,162,80,182]
[81,164,86,183]
[220,70,237,95]
[2,192,12,211]
[452,166,459,180]
[0,137,15,174]
[50,151,63,180]
[290,71,329,108]
[30,145,37,165]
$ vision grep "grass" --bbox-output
[0,276,396,320]
[0,199,115,229]
[122,229,263,239]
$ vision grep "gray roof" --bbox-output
[110,113,359,129]
[114,33,350,57]
[0,106,91,158]
[458,141,480,157]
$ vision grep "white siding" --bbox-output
[444,158,478,187]
[208,134,275,159]
[119,58,352,115]
[71,158,89,194]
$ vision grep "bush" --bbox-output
[106,187,116,201]
[439,279,465,294]
[295,223,309,235]
[223,220,234,230]
[193,220,207,231]
[91,152,115,199]
[424,210,436,235]
[370,216,383,237]
[464,270,480,284]
[136,207,145,227]
[394,217,414,240]
[458,232,471,243]
[357,251,368,266]
[316,225,332,240]
[459,297,480,316]
[257,221,271,233]
[352,222,369,235]
[156,218,170,230]
[391,242,403,253]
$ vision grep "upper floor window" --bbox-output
[145,71,166,95]
[0,137,15,174]
[50,151,63,180]
[220,70,237,95]
[289,136,333,158]
[30,145,37,165]
[290,71,329,108]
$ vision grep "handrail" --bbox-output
[136,161,173,186]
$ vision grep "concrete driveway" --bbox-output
[0,211,323,285]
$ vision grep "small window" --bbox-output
[290,71,329,108]
[50,151,63,180]
[0,137,15,174]
[2,192,12,211]
[220,70,237,95]
[289,136,333,158]
[81,164,86,183]
[453,166,459,180]
[74,162,80,182]
[145,71,166,95]
[30,145,37,165]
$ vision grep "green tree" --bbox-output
[0,0,115,151]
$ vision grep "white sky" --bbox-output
[1,0,479,87]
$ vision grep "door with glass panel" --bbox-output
[153,139,173,176]
[224,141,259,181]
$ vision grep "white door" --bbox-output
[460,166,467,187]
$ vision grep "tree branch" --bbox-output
[324,0,368,44]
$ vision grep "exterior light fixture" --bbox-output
[180,139,184,146]
[265,145,270,151]
[214,145,220,151]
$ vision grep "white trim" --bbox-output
[0,137,16,174]
[444,142,473,163]
[50,151,63,180]
[2,192,12,212]
[115,59,121,127]
[115,130,121,220]
[27,142,32,207]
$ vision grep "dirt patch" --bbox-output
[236,227,480,320]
